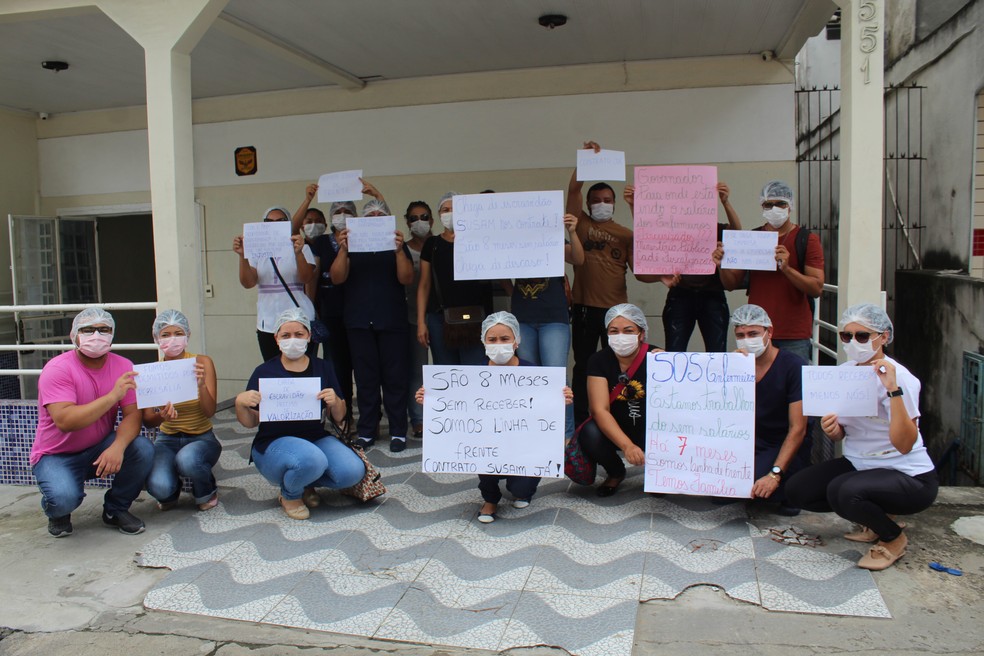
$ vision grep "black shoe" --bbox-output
[47,515,73,538]
[389,436,407,453]
[777,503,802,517]
[102,509,145,535]
[596,477,624,497]
[354,436,375,450]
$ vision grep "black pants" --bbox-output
[577,418,642,480]
[662,287,730,352]
[571,305,610,425]
[347,325,409,439]
[477,475,540,505]
[256,330,318,363]
[754,424,813,505]
[324,315,354,419]
[785,457,938,541]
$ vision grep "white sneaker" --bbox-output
[512,498,531,509]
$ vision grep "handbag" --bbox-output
[341,445,387,502]
[269,257,330,344]
[431,262,485,348]
[564,346,648,485]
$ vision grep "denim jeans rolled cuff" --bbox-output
[147,430,222,504]
[33,431,155,518]
[251,435,366,500]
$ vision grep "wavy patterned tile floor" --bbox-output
[139,413,890,656]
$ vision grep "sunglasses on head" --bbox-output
[839,331,877,344]
[761,201,789,209]
[406,213,431,223]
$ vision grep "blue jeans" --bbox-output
[32,431,154,518]
[518,322,575,440]
[251,435,366,500]
[425,312,486,365]
[147,431,222,504]
[773,338,813,364]
[408,326,428,427]
[662,287,730,352]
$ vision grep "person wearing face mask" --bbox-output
[31,308,154,537]
[730,304,809,515]
[712,181,824,363]
[567,141,635,427]
[785,304,937,571]
[577,304,660,497]
[404,201,434,438]
[414,312,573,523]
[233,206,317,362]
[416,191,495,366]
[142,310,221,512]
[236,309,365,520]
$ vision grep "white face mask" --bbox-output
[331,213,350,231]
[278,337,308,360]
[410,220,432,238]
[608,333,640,357]
[485,343,515,365]
[762,206,789,228]
[736,335,767,358]
[590,203,614,222]
[303,223,326,240]
[158,335,188,359]
[843,336,878,364]
[77,332,113,358]
[440,212,454,231]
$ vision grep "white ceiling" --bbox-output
[0,0,835,115]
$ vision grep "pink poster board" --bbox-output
[633,166,718,275]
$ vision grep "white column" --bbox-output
[836,0,885,315]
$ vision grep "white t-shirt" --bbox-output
[839,355,935,476]
[250,247,316,332]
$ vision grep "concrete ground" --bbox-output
[0,484,982,656]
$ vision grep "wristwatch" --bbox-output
[769,466,783,480]
[888,388,904,398]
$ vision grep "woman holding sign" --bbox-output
[143,310,221,511]
[785,304,938,570]
[235,308,365,520]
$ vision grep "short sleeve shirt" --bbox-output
[251,246,317,332]
[511,277,569,324]
[572,218,633,308]
[586,345,650,445]
[748,226,824,339]
[754,349,806,449]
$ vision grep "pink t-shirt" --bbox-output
[31,351,137,466]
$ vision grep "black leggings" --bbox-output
[577,419,643,480]
[785,457,938,541]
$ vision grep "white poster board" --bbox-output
[576,148,626,181]
[133,358,198,409]
[801,365,880,417]
[317,169,364,202]
[258,377,322,422]
[243,221,293,262]
[721,230,778,271]
[347,215,397,253]
[422,365,566,478]
[644,352,756,498]
[452,191,565,280]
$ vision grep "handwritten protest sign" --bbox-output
[577,149,626,182]
[452,191,565,280]
[258,377,321,422]
[317,169,363,202]
[422,365,566,478]
[133,358,198,409]
[644,352,756,498]
[721,230,778,271]
[802,365,880,417]
[633,166,718,275]
[347,215,397,253]
[243,221,293,262]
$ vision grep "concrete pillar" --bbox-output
[836,0,885,316]
[97,0,227,351]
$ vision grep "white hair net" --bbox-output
[839,303,894,344]
[730,304,773,328]
[481,311,521,344]
[274,308,311,334]
[760,180,794,204]
[438,191,458,210]
[263,206,291,220]
[70,307,115,341]
[604,303,648,338]
[329,201,357,216]
[152,309,191,340]
[362,199,391,216]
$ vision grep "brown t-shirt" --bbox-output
[571,218,633,308]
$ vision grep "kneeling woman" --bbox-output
[235,308,365,520]
[416,311,572,523]
[786,304,938,570]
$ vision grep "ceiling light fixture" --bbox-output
[41,60,69,73]
[538,14,567,30]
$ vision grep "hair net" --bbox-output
[362,199,391,216]
[839,303,894,344]
[438,191,458,211]
[70,307,115,341]
[329,201,357,216]
[760,180,794,204]
[730,304,773,328]
[152,309,191,340]
[480,311,521,344]
[263,206,291,220]
[604,303,648,338]
[274,308,311,334]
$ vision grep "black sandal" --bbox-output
[596,477,624,497]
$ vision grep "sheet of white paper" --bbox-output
[133,358,198,409]
[801,366,880,417]
[422,365,566,478]
[721,230,779,270]
[576,148,626,181]
[347,215,397,253]
[317,169,364,202]
[243,221,293,263]
[259,377,322,422]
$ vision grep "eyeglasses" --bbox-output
[761,201,789,209]
[78,326,113,335]
[839,331,875,344]
[406,214,430,223]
